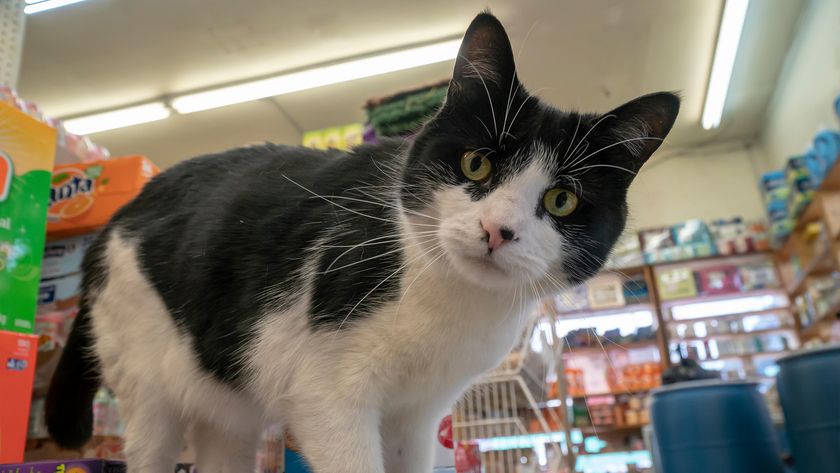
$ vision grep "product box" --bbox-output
[302,123,364,150]
[0,461,197,473]
[0,331,38,463]
[47,156,158,237]
[41,233,98,280]
[656,267,698,301]
[0,460,125,473]
[38,273,82,308]
[0,102,58,334]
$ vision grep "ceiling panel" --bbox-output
[16,0,805,167]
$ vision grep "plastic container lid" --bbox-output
[651,379,759,396]
[776,344,840,364]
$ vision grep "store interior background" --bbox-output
[18,0,839,230]
[4,0,840,471]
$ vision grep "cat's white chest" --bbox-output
[362,279,529,410]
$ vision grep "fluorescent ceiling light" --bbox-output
[63,102,171,135]
[171,39,461,114]
[701,0,750,129]
[25,0,91,14]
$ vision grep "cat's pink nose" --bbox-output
[481,220,517,253]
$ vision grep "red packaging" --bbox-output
[0,331,38,463]
[454,442,482,473]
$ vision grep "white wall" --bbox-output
[761,0,840,169]
[627,143,767,230]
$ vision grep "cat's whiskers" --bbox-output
[334,241,444,335]
[315,195,440,222]
[319,230,437,249]
[561,113,616,170]
[321,234,438,274]
[460,55,498,138]
[393,247,447,328]
[568,136,664,175]
[561,115,582,166]
[503,87,552,142]
[281,174,395,224]
[475,115,494,140]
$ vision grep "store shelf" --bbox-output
[787,247,835,296]
[577,424,646,435]
[669,326,798,343]
[778,155,840,257]
[664,307,794,326]
[651,251,774,271]
[571,388,655,398]
[553,302,654,319]
[660,287,788,312]
[561,340,658,356]
[800,314,840,341]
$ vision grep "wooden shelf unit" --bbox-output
[776,155,840,343]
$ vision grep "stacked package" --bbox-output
[364,79,448,139]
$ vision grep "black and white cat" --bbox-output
[46,12,678,473]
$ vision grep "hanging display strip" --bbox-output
[0,0,26,88]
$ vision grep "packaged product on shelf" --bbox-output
[785,155,818,217]
[37,272,82,308]
[622,275,650,303]
[738,262,779,291]
[0,101,58,334]
[47,155,159,237]
[655,266,697,300]
[587,274,625,309]
[605,232,643,268]
[671,219,716,258]
[639,227,674,263]
[0,331,38,463]
[0,460,127,473]
[760,169,789,204]
[301,123,364,150]
[696,266,740,295]
[34,307,78,351]
[41,232,98,279]
[710,219,770,254]
[554,284,588,312]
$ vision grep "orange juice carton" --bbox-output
[0,101,57,334]
[47,155,159,237]
[0,330,38,463]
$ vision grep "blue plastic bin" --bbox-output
[651,380,786,473]
[777,345,840,473]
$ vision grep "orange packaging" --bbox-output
[46,155,159,237]
[0,330,38,462]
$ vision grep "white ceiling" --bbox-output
[18,0,805,168]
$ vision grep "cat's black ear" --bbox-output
[448,12,517,98]
[598,92,680,171]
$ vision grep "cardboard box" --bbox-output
[46,156,158,238]
[37,274,82,307]
[0,102,57,333]
[0,461,196,473]
[0,331,38,463]
[0,460,124,473]
[41,233,98,280]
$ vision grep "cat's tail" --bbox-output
[45,302,102,449]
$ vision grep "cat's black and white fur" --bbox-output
[46,12,679,473]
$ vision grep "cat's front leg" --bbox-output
[287,400,385,473]
[381,409,438,473]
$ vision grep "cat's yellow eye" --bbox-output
[460,151,492,182]
[543,188,578,217]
